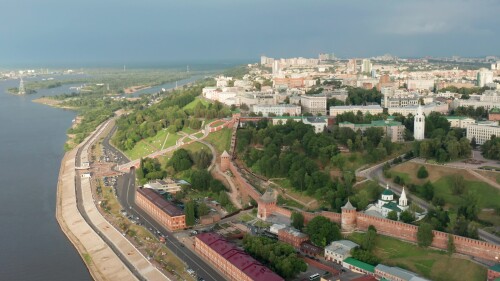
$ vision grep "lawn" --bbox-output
[124,130,181,160]
[433,176,500,210]
[182,126,198,135]
[193,132,204,139]
[182,97,210,110]
[205,127,232,154]
[182,141,211,156]
[348,232,487,281]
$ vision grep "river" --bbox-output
[129,73,206,97]
[0,76,91,280]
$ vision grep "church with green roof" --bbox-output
[364,184,410,219]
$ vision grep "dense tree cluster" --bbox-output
[413,131,471,163]
[345,87,382,105]
[438,86,487,99]
[335,111,387,124]
[481,136,500,160]
[304,216,341,247]
[451,106,487,119]
[417,222,434,247]
[351,225,379,265]
[168,149,193,172]
[242,235,307,279]
[137,158,167,185]
[291,212,304,231]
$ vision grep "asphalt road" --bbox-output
[102,125,227,281]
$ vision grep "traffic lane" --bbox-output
[116,170,225,281]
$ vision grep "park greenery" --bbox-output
[112,80,231,152]
[242,235,307,279]
[303,216,341,247]
[291,212,305,231]
[137,157,167,185]
[481,136,500,160]
[351,225,380,265]
[417,222,434,247]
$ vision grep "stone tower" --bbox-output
[341,199,357,232]
[414,104,425,140]
[220,150,231,172]
[257,188,277,220]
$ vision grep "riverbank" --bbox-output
[32,97,77,109]
[55,121,137,281]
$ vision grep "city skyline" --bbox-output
[1,0,500,66]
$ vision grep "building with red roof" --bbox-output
[194,232,284,281]
[135,187,186,231]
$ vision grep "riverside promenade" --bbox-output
[56,119,170,281]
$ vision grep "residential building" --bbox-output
[301,95,327,115]
[272,116,328,133]
[144,179,182,194]
[375,264,430,281]
[445,116,476,128]
[194,232,284,281]
[269,223,287,235]
[407,79,434,91]
[361,59,372,73]
[342,258,375,276]
[388,102,448,117]
[338,120,405,142]
[273,77,305,88]
[329,104,383,117]
[277,227,308,248]
[451,91,500,110]
[252,104,301,117]
[324,240,359,264]
[466,121,500,145]
[414,105,425,140]
[477,68,494,87]
[135,187,186,231]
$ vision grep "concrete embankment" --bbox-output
[56,119,171,281]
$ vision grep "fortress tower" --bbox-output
[257,188,277,220]
[220,150,231,172]
[341,199,357,232]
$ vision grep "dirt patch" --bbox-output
[475,170,500,184]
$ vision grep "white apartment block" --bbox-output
[445,116,476,128]
[339,120,406,142]
[466,121,500,144]
[388,102,448,117]
[451,92,500,110]
[407,79,435,91]
[329,105,383,117]
[301,95,327,115]
[252,104,301,117]
[272,116,328,133]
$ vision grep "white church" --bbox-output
[414,104,425,140]
[365,184,409,218]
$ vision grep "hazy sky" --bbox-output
[1,0,499,66]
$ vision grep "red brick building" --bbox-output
[194,232,284,281]
[489,108,500,121]
[277,227,309,248]
[135,187,186,231]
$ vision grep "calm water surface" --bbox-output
[0,76,91,280]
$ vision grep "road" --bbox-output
[358,156,500,246]
[101,126,227,281]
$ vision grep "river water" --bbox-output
[0,76,91,280]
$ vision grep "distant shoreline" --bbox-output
[32,97,76,110]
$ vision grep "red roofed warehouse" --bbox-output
[135,187,186,231]
[194,232,284,281]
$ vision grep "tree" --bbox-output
[451,174,465,195]
[291,212,305,230]
[387,210,398,221]
[399,210,416,223]
[185,200,196,226]
[169,149,193,172]
[471,137,477,149]
[447,234,455,255]
[417,222,434,247]
[417,166,429,179]
[362,225,377,251]
[304,216,341,247]
[196,202,210,218]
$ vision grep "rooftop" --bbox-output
[196,232,284,281]
[344,257,375,273]
[137,188,184,217]
[330,104,382,109]
[382,201,402,212]
[382,189,395,196]
[375,264,417,281]
[490,264,500,273]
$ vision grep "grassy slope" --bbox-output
[204,128,231,155]
[182,97,210,110]
[348,233,486,281]
[124,130,181,160]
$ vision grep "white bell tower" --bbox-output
[399,187,408,207]
[414,104,425,140]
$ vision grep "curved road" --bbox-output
[102,126,227,281]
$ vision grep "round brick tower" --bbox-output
[220,150,231,172]
[341,199,357,232]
